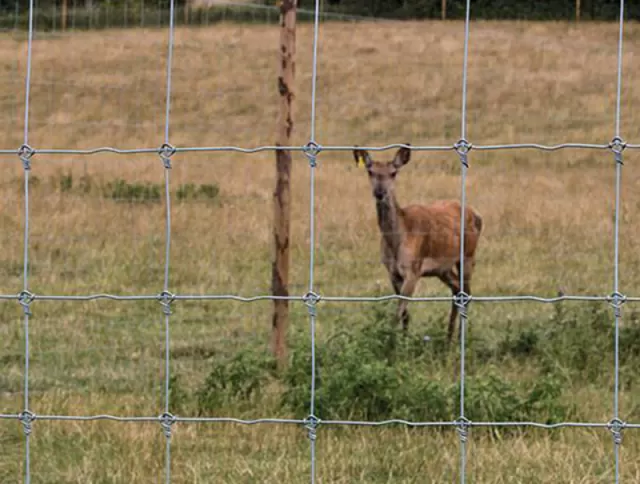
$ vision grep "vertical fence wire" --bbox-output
[459,0,471,144]
[19,0,36,480]
[612,150,623,483]
[611,1,625,481]
[307,162,319,484]
[305,0,322,482]
[456,0,472,482]
[614,0,625,141]
[161,0,176,481]
[22,0,34,146]
[20,173,31,484]
[308,0,320,145]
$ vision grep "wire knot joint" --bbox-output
[303,141,321,167]
[18,410,36,436]
[158,291,175,315]
[159,412,176,438]
[305,414,320,441]
[18,144,35,170]
[608,292,626,317]
[159,143,176,169]
[609,137,626,164]
[303,291,321,316]
[608,418,625,446]
[18,290,34,316]
[454,291,471,311]
[455,416,471,443]
[454,139,472,167]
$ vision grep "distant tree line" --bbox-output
[303,0,638,21]
[1,0,636,31]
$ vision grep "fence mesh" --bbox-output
[0,0,637,482]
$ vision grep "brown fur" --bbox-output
[353,145,484,344]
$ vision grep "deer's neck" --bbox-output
[376,194,403,252]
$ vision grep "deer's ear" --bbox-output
[392,144,411,168]
[353,148,372,169]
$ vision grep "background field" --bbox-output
[2,17,640,483]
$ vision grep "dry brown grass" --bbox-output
[1,19,640,482]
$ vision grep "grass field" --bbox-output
[2,18,640,482]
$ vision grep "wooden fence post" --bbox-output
[272,0,297,369]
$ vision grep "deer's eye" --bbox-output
[390,172,397,179]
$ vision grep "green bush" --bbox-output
[104,179,162,203]
[50,172,219,203]
[59,173,73,193]
[175,182,219,202]
[463,372,571,425]
[281,304,574,425]
[196,348,276,415]
[193,301,640,428]
[168,374,189,414]
[497,301,640,381]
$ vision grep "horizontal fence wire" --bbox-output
[3,142,640,157]
[2,412,640,430]
[2,292,638,303]
[3,0,636,482]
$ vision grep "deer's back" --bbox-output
[402,200,483,259]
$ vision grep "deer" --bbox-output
[353,145,484,344]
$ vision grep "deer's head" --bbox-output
[353,145,411,201]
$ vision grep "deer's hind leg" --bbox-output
[389,271,403,295]
[457,257,475,295]
[438,268,461,344]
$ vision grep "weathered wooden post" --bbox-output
[441,0,446,20]
[272,0,297,369]
[576,0,581,21]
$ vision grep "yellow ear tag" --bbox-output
[357,155,364,168]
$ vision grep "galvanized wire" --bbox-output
[161,0,177,481]
[8,141,640,157]
[5,0,638,482]
[22,0,34,146]
[615,1,625,140]
[456,1,472,482]
[0,291,631,304]
[18,0,36,480]
[611,2,626,482]
[7,142,640,157]
[306,0,322,482]
[5,141,640,158]
[1,411,640,428]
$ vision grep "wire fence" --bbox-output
[0,0,637,482]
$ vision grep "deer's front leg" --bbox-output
[395,245,422,331]
[380,240,403,295]
[396,270,419,332]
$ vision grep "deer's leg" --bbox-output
[390,271,403,294]
[397,270,419,332]
[457,258,474,293]
[439,269,460,344]
[381,240,402,295]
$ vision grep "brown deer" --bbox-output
[353,145,483,344]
